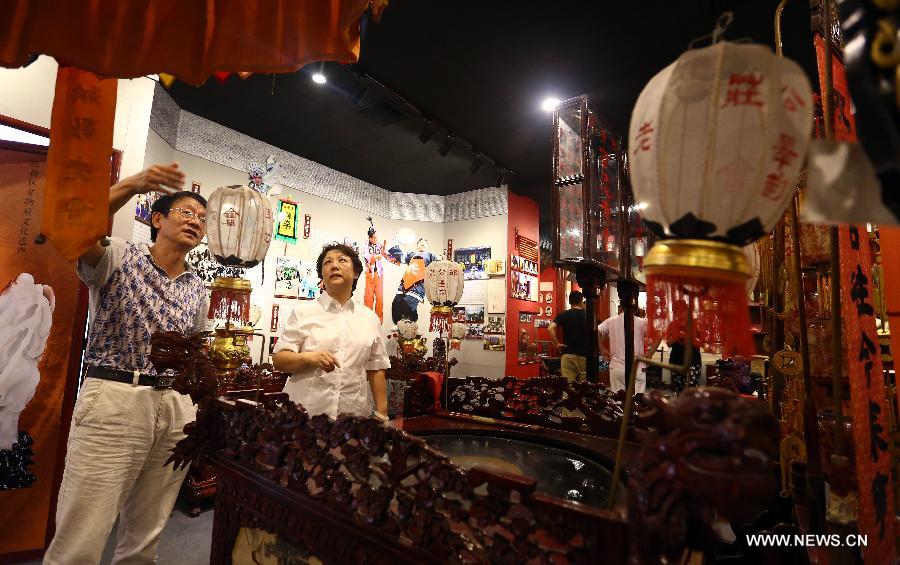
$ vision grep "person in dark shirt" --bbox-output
[548,291,587,382]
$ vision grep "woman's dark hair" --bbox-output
[316,243,364,292]
[150,191,207,242]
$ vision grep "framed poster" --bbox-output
[454,246,491,280]
[510,271,539,302]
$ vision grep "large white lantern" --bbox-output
[206,185,274,268]
[205,185,274,327]
[423,260,464,333]
[628,42,812,356]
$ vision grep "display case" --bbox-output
[552,95,623,274]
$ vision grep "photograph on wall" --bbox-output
[275,257,319,299]
[535,318,551,329]
[483,315,505,334]
[510,271,539,302]
[509,254,539,276]
[518,312,533,324]
[463,306,485,324]
[134,191,161,226]
[483,334,505,351]
[465,323,484,340]
[452,306,466,323]
[485,258,505,276]
[454,246,491,280]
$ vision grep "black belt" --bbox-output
[84,365,176,389]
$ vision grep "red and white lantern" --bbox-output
[424,260,464,334]
[628,42,812,355]
[205,185,274,325]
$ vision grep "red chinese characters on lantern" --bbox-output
[772,133,799,169]
[762,133,799,201]
[633,121,654,154]
[223,208,240,227]
[722,73,764,108]
[781,86,806,113]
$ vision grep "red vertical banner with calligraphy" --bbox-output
[43,67,117,260]
[815,34,895,562]
[0,144,84,557]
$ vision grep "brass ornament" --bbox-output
[644,239,750,282]
[772,347,803,377]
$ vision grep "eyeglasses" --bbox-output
[170,207,207,226]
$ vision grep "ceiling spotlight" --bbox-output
[438,138,454,157]
[541,97,561,112]
[419,123,435,144]
[312,72,327,85]
[469,157,484,174]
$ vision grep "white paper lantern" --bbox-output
[628,42,812,356]
[424,260,464,333]
[206,185,274,268]
[628,42,813,244]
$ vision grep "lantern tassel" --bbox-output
[646,274,754,357]
[429,306,452,334]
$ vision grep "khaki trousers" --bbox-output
[44,378,196,565]
[560,354,587,382]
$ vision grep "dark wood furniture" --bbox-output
[209,397,631,564]
[178,364,288,516]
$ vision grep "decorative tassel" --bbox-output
[429,306,452,334]
[646,274,754,357]
[208,287,251,326]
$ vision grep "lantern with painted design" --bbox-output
[629,42,812,355]
[205,185,274,326]
[423,260,464,333]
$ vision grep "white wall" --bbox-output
[141,130,509,374]
[444,215,509,378]
[0,56,157,241]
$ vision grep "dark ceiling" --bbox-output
[166,0,818,201]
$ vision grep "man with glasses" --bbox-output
[45,163,210,564]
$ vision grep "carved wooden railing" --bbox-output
[446,376,647,440]
[208,396,627,564]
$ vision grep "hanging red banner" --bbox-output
[43,67,117,260]
[815,33,895,562]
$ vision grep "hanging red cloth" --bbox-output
[0,0,386,85]
[0,0,386,260]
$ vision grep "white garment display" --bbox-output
[275,292,391,418]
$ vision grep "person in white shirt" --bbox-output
[597,306,648,394]
[273,243,390,420]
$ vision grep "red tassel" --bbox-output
[208,287,251,326]
[429,309,452,335]
[646,274,753,357]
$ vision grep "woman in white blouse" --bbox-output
[273,243,390,420]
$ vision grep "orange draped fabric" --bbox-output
[0,0,386,259]
[0,0,385,84]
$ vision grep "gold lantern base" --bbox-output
[208,276,254,378]
[644,239,750,282]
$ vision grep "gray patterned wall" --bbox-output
[150,85,507,222]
